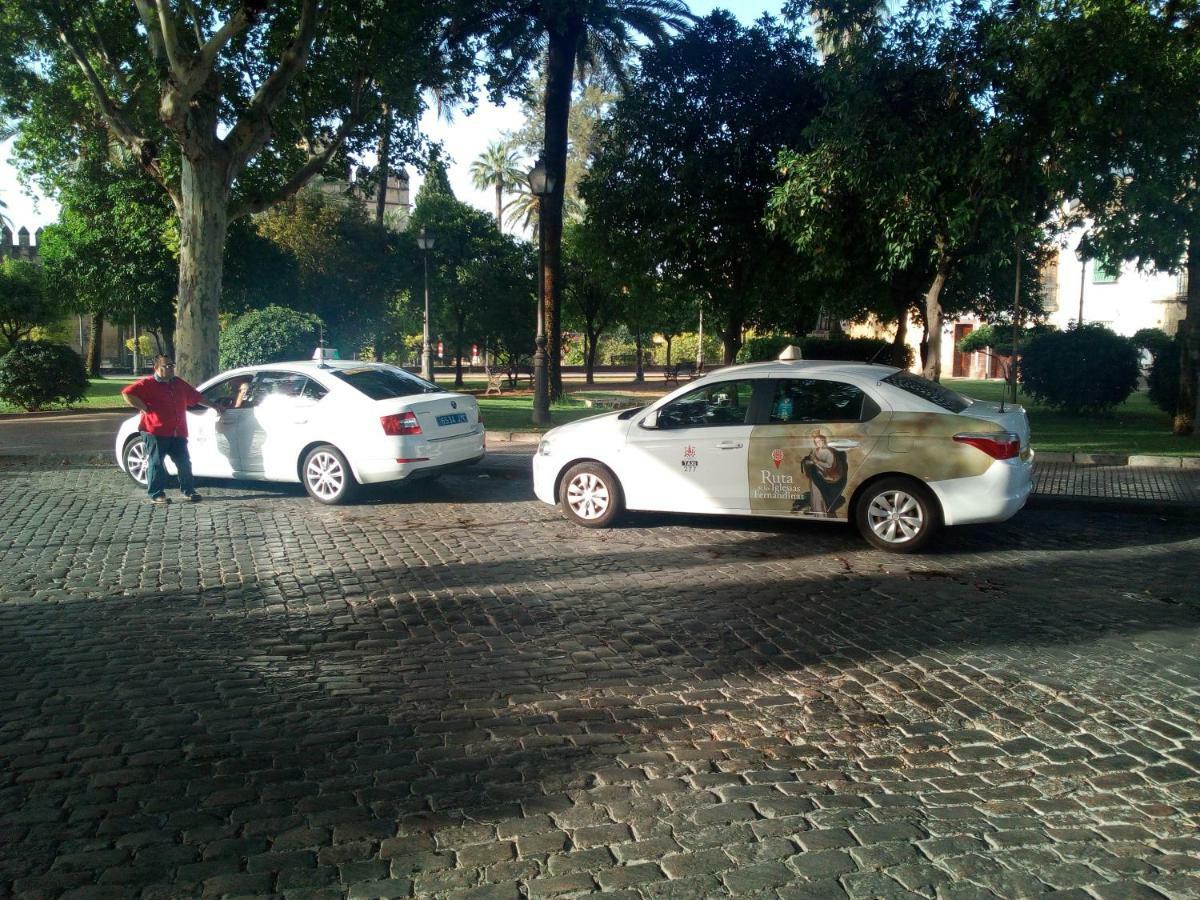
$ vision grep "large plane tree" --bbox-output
[0,1,482,383]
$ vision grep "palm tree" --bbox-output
[490,0,693,399]
[471,141,525,232]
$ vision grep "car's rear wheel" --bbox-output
[559,462,624,528]
[302,444,357,504]
[855,476,940,553]
[123,435,149,486]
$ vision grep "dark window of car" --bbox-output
[332,366,438,399]
[656,380,755,428]
[769,379,876,423]
[248,371,310,405]
[203,374,254,410]
[301,378,328,401]
[882,372,970,413]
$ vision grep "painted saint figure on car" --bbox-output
[797,428,848,517]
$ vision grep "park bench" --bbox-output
[506,363,534,389]
[663,361,698,384]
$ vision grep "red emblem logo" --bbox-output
[683,445,696,459]
[771,448,784,468]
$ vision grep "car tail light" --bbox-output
[953,431,1020,460]
[381,412,422,436]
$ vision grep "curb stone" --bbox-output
[1037,450,1199,468]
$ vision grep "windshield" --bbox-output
[882,372,970,413]
[331,366,439,400]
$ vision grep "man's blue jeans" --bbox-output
[143,432,195,498]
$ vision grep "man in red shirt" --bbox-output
[122,355,221,503]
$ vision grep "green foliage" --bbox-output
[660,332,722,367]
[1019,325,1140,414]
[219,306,325,371]
[0,341,88,411]
[1148,335,1181,415]
[0,257,58,346]
[583,12,821,362]
[736,334,804,363]
[803,336,914,368]
[1132,327,1173,359]
[956,323,1054,357]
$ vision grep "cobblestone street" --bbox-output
[1,464,1198,899]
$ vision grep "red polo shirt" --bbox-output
[122,376,206,438]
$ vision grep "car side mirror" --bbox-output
[640,409,659,429]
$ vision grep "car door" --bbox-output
[747,376,890,521]
[190,375,251,477]
[622,378,761,514]
[238,371,326,479]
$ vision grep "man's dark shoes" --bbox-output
[151,494,171,505]
[185,492,203,502]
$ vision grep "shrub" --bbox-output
[1018,324,1140,414]
[1147,334,1180,415]
[663,332,722,366]
[1131,327,1173,359]
[803,336,914,368]
[0,341,89,411]
[219,305,324,370]
[736,333,803,363]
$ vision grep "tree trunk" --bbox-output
[176,155,229,384]
[665,335,673,367]
[586,328,599,384]
[722,316,743,366]
[634,328,644,383]
[890,299,908,368]
[495,183,504,232]
[86,312,103,377]
[921,262,950,381]
[1174,233,1199,435]
[375,104,392,228]
[454,310,465,387]
[541,23,580,402]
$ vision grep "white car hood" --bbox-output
[543,409,638,447]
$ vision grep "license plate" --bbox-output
[436,413,468,426]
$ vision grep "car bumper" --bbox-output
[927,451,1034,527]
[355,430,486,484]
[532,452,558,505]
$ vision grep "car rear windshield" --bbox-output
[882,372,970,413]
[331,367,438,400]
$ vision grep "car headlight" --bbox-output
[537,439,552,457]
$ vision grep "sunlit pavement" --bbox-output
[0,465,1197,899]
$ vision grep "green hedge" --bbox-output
[0,341,89,411]
[1019,324,1140,414]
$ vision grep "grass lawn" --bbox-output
[0,376,136,414]
[947,379,1200,457]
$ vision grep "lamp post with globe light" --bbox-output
[417,227,435,382]
[528,159,556,425]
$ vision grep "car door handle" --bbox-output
[715,441,743,450]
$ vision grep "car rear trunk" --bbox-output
[379,394,480,439]
[961,400,1032,449]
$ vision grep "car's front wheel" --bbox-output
[855,477,940,553]
[302,444,358,504]
[123,435,149,486]
[559,462,624,528]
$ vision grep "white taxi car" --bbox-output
[116,361,485,504]
[533,359,1033,552]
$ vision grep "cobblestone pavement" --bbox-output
[1032,462,1200,505]
[1,465,1198,900]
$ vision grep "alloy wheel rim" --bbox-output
[867,489,924,543]
[567,473,610,520]
[128,441,149,484]
[306,452,344,500]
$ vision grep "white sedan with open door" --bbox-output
[533,359,1033,552]
[115,361,485,504]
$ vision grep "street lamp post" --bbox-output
[528,159,557,426]
[417,227,435,382]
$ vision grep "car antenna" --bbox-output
[867,342,891,366]
[314,326,330,369]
